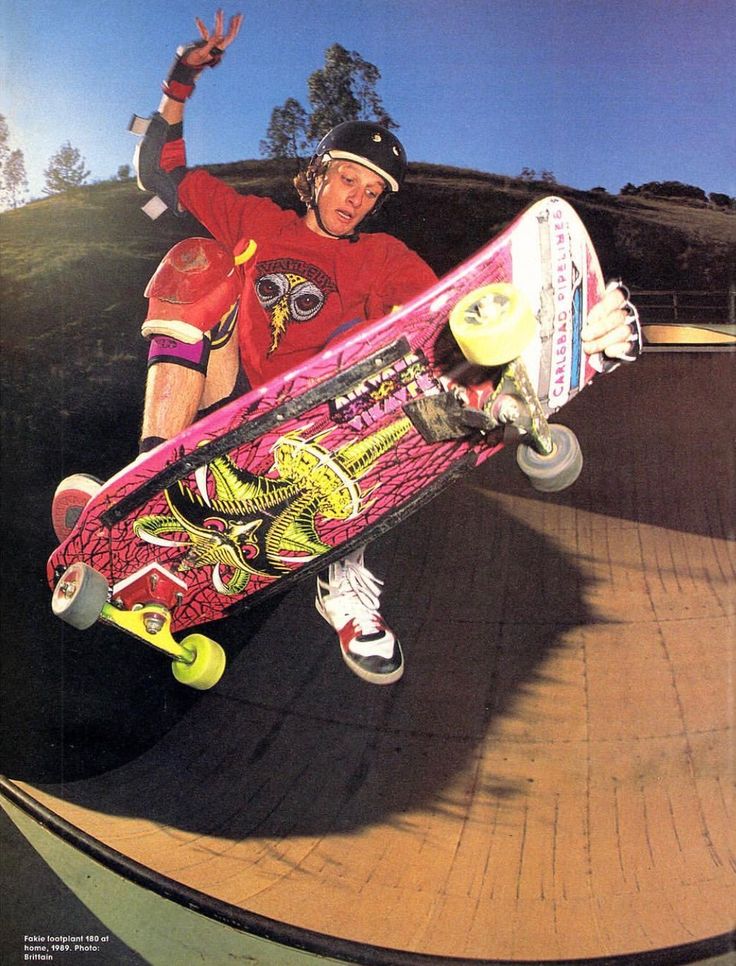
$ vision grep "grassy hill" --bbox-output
[1,159,734,476]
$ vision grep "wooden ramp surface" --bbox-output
[10,353,736,962]
[642,323,736,347]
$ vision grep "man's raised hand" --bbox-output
[185,10,244,67]
[162,10,243,104]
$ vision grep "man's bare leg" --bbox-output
[139,329,241,449]
[140,362,205,445]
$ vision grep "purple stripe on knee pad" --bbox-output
[147,335,211,373]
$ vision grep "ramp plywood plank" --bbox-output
[10,353,736,961]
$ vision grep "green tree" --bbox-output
[0,114,9,170]
[260,98,309,159]
[638,180,707,202]
[306,43,397,144]
[261,44,397,159]
[43,141,90,195]
[3,149,29,208]
[0,113,29,209]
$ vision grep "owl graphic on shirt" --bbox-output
[255,258,337,353]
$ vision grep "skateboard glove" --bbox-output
[133,112,187,214]
[601,282,642,371]
[162,41,224,102]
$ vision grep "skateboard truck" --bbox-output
[52,561,226,689]
[406,281,583,491]
[110,563,187,643]
[406,282,551,447]
[405,358,551,448]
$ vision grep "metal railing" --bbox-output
[631,287,736,326]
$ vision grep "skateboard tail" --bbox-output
[509,198,603,413]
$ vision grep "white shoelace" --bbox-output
[331,556,385,636]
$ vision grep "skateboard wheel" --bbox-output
[172,633,226,690]
[51,562,109,630]
[449,283,536,366]
[516,424,583,493]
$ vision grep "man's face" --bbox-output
[310,160,386,237]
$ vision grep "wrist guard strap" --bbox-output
[162,41,224,102]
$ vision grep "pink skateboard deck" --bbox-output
[48,197,609,686]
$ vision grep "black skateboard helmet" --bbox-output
[313,121,407,193]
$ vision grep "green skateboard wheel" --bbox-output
[172,633,227,690]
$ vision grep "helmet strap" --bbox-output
[309,162,361,243]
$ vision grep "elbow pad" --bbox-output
[130,112,187,218]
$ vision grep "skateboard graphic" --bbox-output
[49,197,609,689]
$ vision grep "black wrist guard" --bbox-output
[162,41,223,101]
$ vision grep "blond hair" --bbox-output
[293,157,330,206]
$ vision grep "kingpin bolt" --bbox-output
[144,612,166,635]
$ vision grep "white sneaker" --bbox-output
[51,473,103,543]
[315,547,404,685]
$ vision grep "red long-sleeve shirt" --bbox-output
[179,169,437,387]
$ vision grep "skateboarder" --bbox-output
[58,11,641,685]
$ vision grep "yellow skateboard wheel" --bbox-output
[172,633,226,690]
[450,283,536,366]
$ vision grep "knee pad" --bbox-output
[141,237,241,345]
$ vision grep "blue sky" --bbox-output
[2,0,735,201]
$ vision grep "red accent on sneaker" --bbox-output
[51,474,103,543]
[315,562,404,685]
[337,618,390,656]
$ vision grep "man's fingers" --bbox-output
[592,287,626,318]
[225,13,244,43]
[582,282,641,363]
[582,287,628,341]
[186,10,243,63]
[599,340,631,359]
[582,309,625,343]
[583,317,636,354]
[194,11,232,46]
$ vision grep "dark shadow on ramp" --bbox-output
[2,353,734,962]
